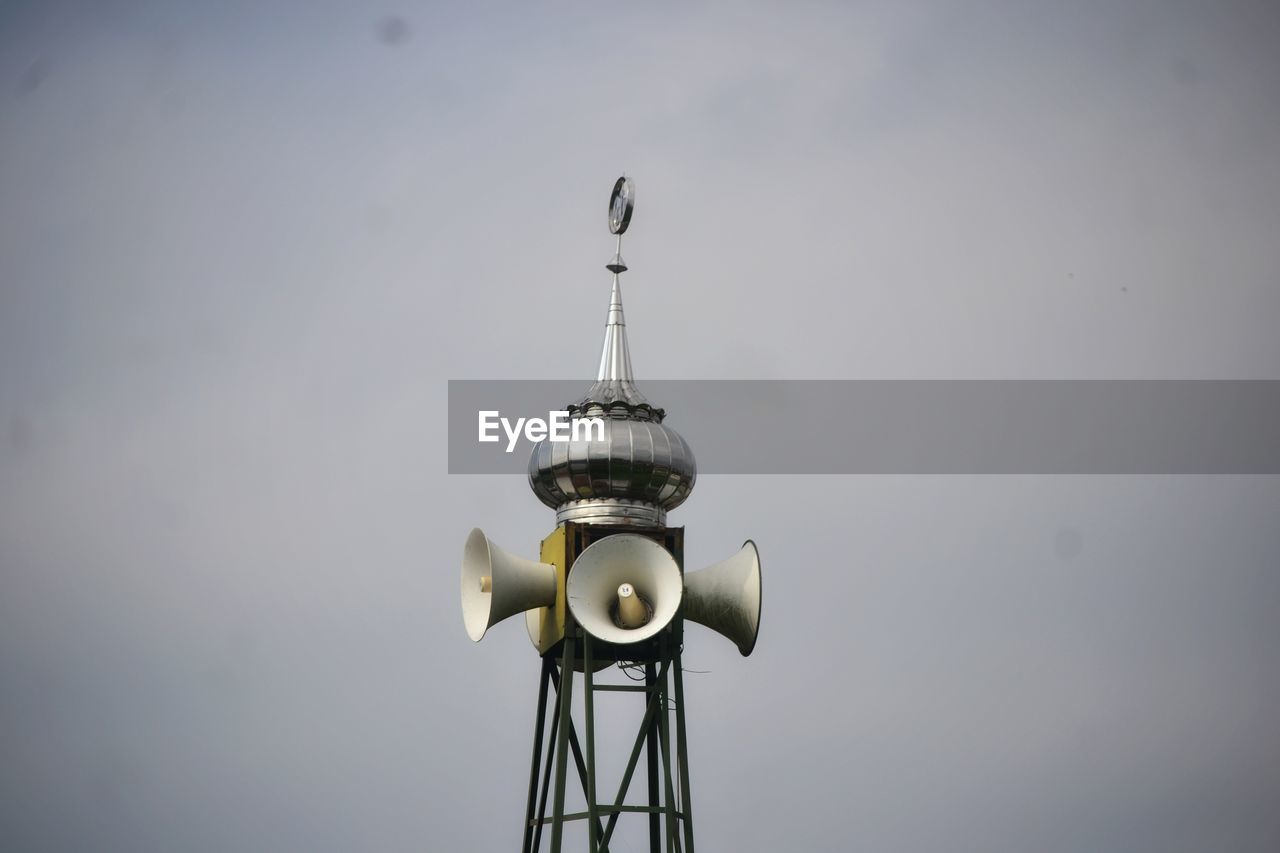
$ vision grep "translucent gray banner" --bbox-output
[447,380,1280,474]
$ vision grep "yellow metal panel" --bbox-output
[526,526,567,653]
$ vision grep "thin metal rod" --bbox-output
[581,805,673,818]
[584,634,598,853]
[672,644,696,853]
[646,661,661,853]
[522,656,553,853]
[538,804,670,825]
[550,636,575,853]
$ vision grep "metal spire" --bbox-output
[596,273,633,383]
[582,258,651,409]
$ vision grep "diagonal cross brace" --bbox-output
[600,658,670,849]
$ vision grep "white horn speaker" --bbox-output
[684,540,762,656]
[566,534,683,645]
[461,528,558,642]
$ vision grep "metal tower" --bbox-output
[461,178,762,853]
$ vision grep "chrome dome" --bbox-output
[528,413,696,526]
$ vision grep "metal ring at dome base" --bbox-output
[556,499,666,528]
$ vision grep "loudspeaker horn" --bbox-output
[684,540,762,656]
[566,534,683,645]
[461,528,558,642]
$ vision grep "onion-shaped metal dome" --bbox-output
[528,278,696,526]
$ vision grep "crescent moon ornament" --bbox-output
[608,176,635,235]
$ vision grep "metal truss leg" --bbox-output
[657,635,678,853]
[550,636,575,853]
[583,634,599,852]
[646,661,660,853]
[523,656,554,853]
[672,645,695,853]
[531,670,562,853]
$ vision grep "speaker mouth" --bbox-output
[566,533,683,645]
[461,529,494,641]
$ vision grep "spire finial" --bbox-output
[597,176,638,389]
[605,175,633,274]
[571,176,655,416]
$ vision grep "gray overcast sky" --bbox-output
[2,1,1278,851]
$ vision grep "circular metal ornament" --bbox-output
[608,176,635,235]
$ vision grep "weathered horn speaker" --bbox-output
[683,540,762,656]
[461,528,558,642]
[566,533,683,645]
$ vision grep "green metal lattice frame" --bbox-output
[521,623,696,853]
